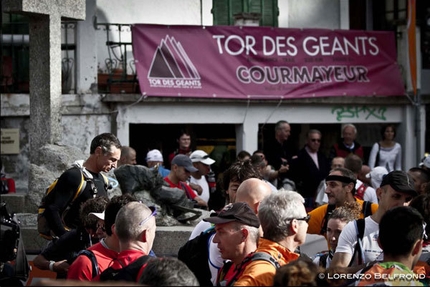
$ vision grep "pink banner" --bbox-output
[132,24,405,99]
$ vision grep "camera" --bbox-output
[0,202,21,263]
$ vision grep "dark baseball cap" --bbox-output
[380,170,417,196]
[171,154,198,172]
[203,202,260,228]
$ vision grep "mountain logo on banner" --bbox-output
[148,35,202,89]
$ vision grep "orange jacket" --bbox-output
[234,238,299,286]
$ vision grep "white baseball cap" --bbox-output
[89,211,105,220]
[190,150,215,165]
[146,149,163,162]
[366,166,388,189]
[419,155,430,169]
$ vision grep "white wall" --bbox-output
[95,0,213,74]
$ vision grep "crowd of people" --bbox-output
[6,124,430,286]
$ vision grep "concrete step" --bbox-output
[1,193,29,214]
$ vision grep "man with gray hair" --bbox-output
[186,178,272,286]
[329,123,364,164]
[235,190,308,286]
[97,201,157,282]
[203,202,261,286]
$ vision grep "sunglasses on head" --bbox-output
[139,206,157,226]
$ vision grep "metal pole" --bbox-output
[415,89,422,165]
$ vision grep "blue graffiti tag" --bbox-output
[331,106,387,121]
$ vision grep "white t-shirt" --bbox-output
[189,220,223,286]
[368,142,402,172]
[335,216,383,265]
[190,176,210,202]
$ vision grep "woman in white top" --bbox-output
[368,124,402,172]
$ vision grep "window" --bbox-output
[212,0,279,27]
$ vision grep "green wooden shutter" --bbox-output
[212,0,278,27]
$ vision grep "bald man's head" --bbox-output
[235,178,272,214]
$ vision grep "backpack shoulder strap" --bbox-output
[320,204,336,235]
[100,173,109,190]
[77,249,99,278]
[357,218,365,241]
[71,169,87,202]
[126,255,151,282]
[319,253,329,269]
[349,219,366,267]
[251,252,281,269]
[362,201,373,217]
[218,252,280,286]
[375,142,381,165]
[217,260,234,286]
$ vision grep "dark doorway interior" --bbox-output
[129,123,236,173]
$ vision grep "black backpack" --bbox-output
[177,226,216,286]
[99,255,151,282]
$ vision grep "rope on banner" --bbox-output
[260,96,283,131]
[242,96,251,124]
[109,94,145,114]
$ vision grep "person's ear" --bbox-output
[290,219,299,235]
[411,239,423,256]
[241,228,249,242]
[95,146,104,157]
[141,229,148,243]
[111,224,116,236]
[376,187,383,199]
[253,201,261,215]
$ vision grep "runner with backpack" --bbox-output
[312,204,359,269]
[330,170,418,274]
[203,202,279,287]
[37,133,121,240]
[351,206,425,286]
[234,190,309,286]
[307,167,379,237]
[95,201,157,282]
[67,194,139,280]
[179,176,271,286]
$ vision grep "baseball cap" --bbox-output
[190,150,215,165]
[419,155,430,169]
[146,149,164,162]
[171,154,198,172]
[380,170,417,196]
[89,211,105,220]
[203,202,260,228]
[366,166,388,189]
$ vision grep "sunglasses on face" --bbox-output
[288,214,311,223]
[96,224,106,232]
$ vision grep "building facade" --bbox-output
[1,0,429,191]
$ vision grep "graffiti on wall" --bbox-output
[331,106,387,122]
